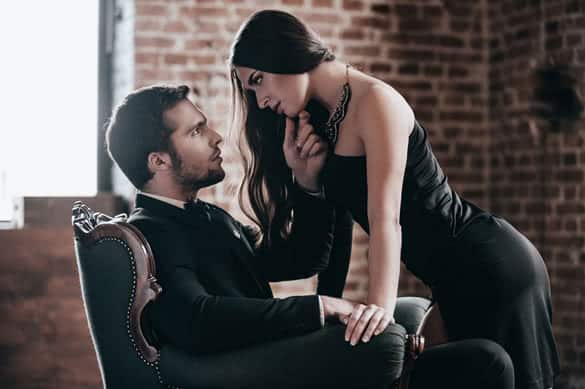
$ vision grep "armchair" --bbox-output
[72,201,446,389]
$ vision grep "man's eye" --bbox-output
[191,128,201,136]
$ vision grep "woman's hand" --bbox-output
[283,111,328,191]
[320,296,395,346]
[343,303,395,346]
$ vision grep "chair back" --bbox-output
[72,201,165,388]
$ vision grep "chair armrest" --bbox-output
[394,297,448,389]
[394,296,433,335]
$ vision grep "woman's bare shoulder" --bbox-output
[354,79,415,136]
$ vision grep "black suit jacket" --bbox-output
[129,187,336,354]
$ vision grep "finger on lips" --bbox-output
[284,117,297,148]
[300,135,319,158]
[296,124,314,147]
[298,110,310,124]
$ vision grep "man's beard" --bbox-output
[170,153,225,191]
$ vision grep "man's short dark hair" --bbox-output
[105,84,190,189]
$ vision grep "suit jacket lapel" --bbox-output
[210,208,273,297]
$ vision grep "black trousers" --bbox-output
[160,323,513,389]
[409,338,514,389]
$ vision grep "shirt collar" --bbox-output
[137,190,197,210]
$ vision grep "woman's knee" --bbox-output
[409,339,514,389]
[469,339,514,387]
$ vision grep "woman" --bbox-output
[228,9,559,389]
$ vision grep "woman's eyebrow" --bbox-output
[247,71,257,87]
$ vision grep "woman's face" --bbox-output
[234,66,310,118]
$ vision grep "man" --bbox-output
[105,85,405,389]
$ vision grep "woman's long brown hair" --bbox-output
[229,9,334,247]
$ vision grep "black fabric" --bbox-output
[158,325,515,389]
[317,206,353,297]
[321,119,561,389]
[410,339,515,389]
[129,189,336,355]
[159,324,406,389]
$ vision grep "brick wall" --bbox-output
[488,1,585,387]
[0,228,101,388]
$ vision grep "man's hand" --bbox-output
[283,111,328,191]
[320,296,395,346]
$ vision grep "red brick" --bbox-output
[313,0,334,7]
[446,5,473,18]
[302,12,342,24]
[439,35,465,48]
[390,49,437,61]
[448,66,469,78]
[185,39,215,50]
[387,79,433,91]
[136,3,167,17]
[370,62,392,73]
[371,4,391,14]
[135,52,160,66]
[399,19,432,32]
[177,71,208,81]
[164,21,189,33]
[351,16,390,29]
[439,111,483,122]
[164,54,188,65]
[341,29,364,40]
[423,65,443,76]
[342,0,363,11]
[196,21,222,33]
[181,6,229,18]
[398,63,419,75]
[135,18,163,32]
[135,36,176,49]
[395,4,418,18]
[423,5,443,18]
[344,45,382,56]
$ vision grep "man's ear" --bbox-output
[147,151,172,174]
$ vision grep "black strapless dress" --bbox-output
[321,120,560,389]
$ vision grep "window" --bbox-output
[0,1,99,224]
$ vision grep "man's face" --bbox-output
[163,99,225,191]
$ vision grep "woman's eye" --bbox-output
[252,75,263,86]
